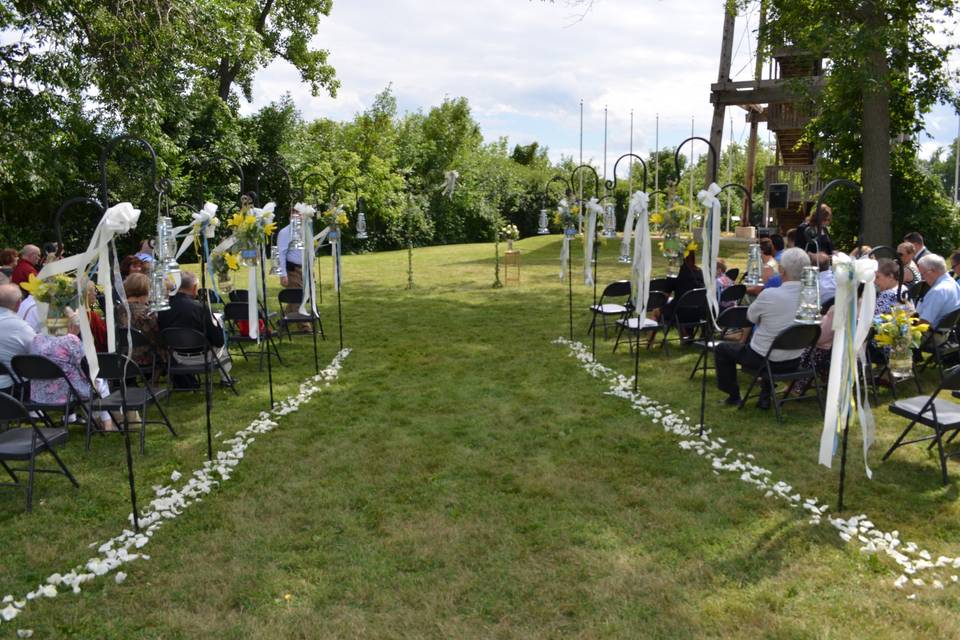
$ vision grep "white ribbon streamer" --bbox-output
[629,191,651,319]
[37,202,140,380]
[583,198,602,286]
[697,183,722,325]
[294,203,320,318]
[620,195,638,260]
[441,170,459,198]
[175,202,219,259]
[247,265,258,340]
[819,254,878,478]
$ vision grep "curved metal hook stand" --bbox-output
[604,153,648,193]
[194,154,245,210]
[674,136,719,186]
[330,174,361,211]
[299,171,332,206]
[815,178,862,242]
[99,135,163,208]
[543,175,571,204]
[718,182,753,219]
[53,197,106,250]
[570,164,601,200]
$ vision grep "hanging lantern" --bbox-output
[159,215,180,279]
[289,214,305,252]
[537,209,550,235]
[794,266,821,324]
[743,242,762,285]
[356,212,368,240]
[148,266,170,312]
[269,244,282,276]
[603,204,617,239]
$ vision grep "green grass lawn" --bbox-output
[2,235,960,638]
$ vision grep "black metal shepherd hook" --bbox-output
[674,136,719,186]
[193,154,246,459]
[571,164,603,360]
[298,171,330,305]
[97,134,169,533]
[604,153,648,193]
[814,178,863,513]
[327,176,359,352]
[544,175,573,341]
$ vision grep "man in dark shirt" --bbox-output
[158,271,232,383]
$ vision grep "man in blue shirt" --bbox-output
[916,254,960,328]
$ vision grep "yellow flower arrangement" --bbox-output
[649,212,664,225]
[211,250,241,278]
[227,204,273,250]
[685,240,699,257]
[874,308,929,348]
[320,205,350,229]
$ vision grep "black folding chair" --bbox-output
[719,284,746,307]
[0,361,24,399]
[688,305,752,380]
[613,290,669,354]
[91,353,176,454]
[0,392,78,512]
[882,365,960,485]
[277,288,325,341]
[230,289,279,333]
[659,288,708,354]
[161,327,238,397]
[11,354,93,439]
[910,281,930,304]
[588,280,632,339]
[737,324,825,423]
[725,268,740,282]
[649,277,674,295]
[116,327,157,384]
[222,302,283,370]
[916,308,960,381]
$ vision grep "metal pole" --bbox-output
[335,241,344,351]
[568,248,574,342]
[699,322,711,437]
[628,110,634,196]
[726,115,734,232]
[689,116,695,233]
[654,114,660,203]
[954,111,959,205]
[303,234,320,375]
[837,413,851,511]
[259,240,275,409]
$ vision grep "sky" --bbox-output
[244,0,960,177]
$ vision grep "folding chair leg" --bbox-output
[688,349,706,381]
[935,429,950,485]
[152,396,177,438]
[26,449,36,512]
[1,460,17,482]
[139,410,147,455]
[612,323,625,354]
[882,421,918,461]
[738,375,759,410]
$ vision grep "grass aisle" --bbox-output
[2,236,959,638]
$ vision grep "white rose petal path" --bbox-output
[0,349,351,630]
[556,337,960,600]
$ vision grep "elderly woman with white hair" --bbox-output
[715,247,812,410]
[28,310,115,431]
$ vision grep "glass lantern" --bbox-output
[743,243,762,285]
[604,204,617,238]
[537,209,550,235]
[148,267,170,312]
[269,244,282,275]
[356,211,368,240]
[794,266,821,324]
[289,214,305,252]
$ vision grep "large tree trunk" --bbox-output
[860,3,892,247]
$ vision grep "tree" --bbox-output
[766,0,958,246]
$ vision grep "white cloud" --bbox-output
[246,0,957,166]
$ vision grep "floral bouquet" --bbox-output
[210,250,239,279]
[499,223,519,242]
[227,204,276,265]
[22,273,78,334]
[874,305,929,378]
[553,200,579,235]
[652,202,692,276]
[321,205,349,232]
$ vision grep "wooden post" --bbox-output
[743,0,767,225]
[707,8,736,188]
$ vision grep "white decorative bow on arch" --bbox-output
[294,202,320,319]
[819,254,878,477]
[697,182,722,325]
[37,202,141,380]
[583,197,603,286]
[175,202,219,260]
[628,191,651,320]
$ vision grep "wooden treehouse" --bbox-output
[707,9,826,233]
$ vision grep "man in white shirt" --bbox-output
[715,247,811,409]
[0,284,37,394]
[16,293,41,333]
[275,213,305,314]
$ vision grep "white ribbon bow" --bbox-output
[583,198,603,285]
[37,202,141,380]
[294,203,319,318]
[175,202,219,259]
[629,191,651,319]
[254,202,276,223]
[294,202,316,218]
[819,254,878,478]
[697,182,723,325]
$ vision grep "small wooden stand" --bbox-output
[504,249,521,285]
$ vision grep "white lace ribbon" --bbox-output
[697,183,722,325]
[629,191,651,319]
[294,203,319,318]
[175,202,218,259]
[819,254,878,477]
[37,202,140,380]
[583,198,602,285]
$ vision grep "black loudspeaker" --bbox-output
[768,183,789,209]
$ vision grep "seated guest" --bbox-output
[818,258,836,306]
[875,259,910,315]
[157,271,232,381]
[916,254,960,328]
[715,247,811,409]
[0,284,36,396]
[716,259,734,309]
[785,228,797,250]
[0,248,17,280]
[41,242,62,267]
[949,250,960,279]
[904,231,929,261]
[119,255,146,280]
[116,273,163,368]
[134,240,155,265]
[760,237,778,284]
[850,245,872,259]
[30,312,114,430]
[799,305,836,381]
[11,244,41,292]
[771,234,785,262]
[84,281,108,353]
[897,242,921,285]
[16,292,41,333]
[797,204,834,263]
[659,249,705,327]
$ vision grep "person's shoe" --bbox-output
[723,395,741,406]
